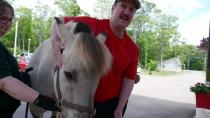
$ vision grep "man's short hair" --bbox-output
[0,0,14,16]
[114,0,141,9]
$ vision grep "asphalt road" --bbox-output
[14,70,205,118]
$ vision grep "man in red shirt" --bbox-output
[52,0,141,117]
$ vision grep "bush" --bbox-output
[147,60,158,71]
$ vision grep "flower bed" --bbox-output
[190,83,210,93]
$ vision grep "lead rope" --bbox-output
[54,49,64,108]
[54,68,95,118]
[54,68,62,108]
[24,67,33,118]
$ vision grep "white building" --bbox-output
[157,57,182,72]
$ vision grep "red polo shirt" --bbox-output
[64,16,139,102]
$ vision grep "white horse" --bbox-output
[28,17,112,118]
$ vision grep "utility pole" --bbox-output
[28,39,31,54]
[13,17,18,57]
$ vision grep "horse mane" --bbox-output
[73,32,110,76]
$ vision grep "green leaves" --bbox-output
[93,0,112,19]
[54,0,81,16]
[147,60,158,71]
[190,83,210,93]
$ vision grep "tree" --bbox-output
[154,14,179,70]
[32,2,54,47]
[93,0,112,19]
[130,0,161,68]
[199,36,210,82]
[199,37,209,52]
[16,7,33,52]
[54,0,81,16]
[198,37,209,71]
[174,44,205,70]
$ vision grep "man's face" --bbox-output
[111,0,136,29]
[0,7,13,36]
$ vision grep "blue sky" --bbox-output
[17,0,210,45]
[78,0,210,45]
[151,0,210,45]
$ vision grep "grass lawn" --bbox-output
[140,69,180,77]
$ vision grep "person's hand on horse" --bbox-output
[134,74,140,84]
[33,94,61,111]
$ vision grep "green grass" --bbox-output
[140,69,180,77]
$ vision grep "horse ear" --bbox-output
[53,17,67,44]
[53,17,75,45]
[54,17,63,24]
[96,32,107,43]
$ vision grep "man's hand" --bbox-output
[33,94,61,111]
[134,74,140,84]
[114,109,123,118]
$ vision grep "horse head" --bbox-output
[54,17,112,118]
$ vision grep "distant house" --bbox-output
[157,57,182,72]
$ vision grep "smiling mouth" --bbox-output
[120,14,129,21]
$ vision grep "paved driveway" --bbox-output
[132,70,205,104]
[124,70,205,118]
[14,70,205,118]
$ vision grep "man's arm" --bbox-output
[114,77,134,118]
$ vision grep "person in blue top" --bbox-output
[0,0,60,117]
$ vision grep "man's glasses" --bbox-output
[0,16,14,24]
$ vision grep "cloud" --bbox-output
[179,12,209,45]
[151,0,210,45]
[77,0,96,15]
[15,0,210,45]
[152,0,202,13]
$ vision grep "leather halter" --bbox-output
[54,68,96,117]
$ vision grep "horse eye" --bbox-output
[64,71,73,79]
[64,70,77,82]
